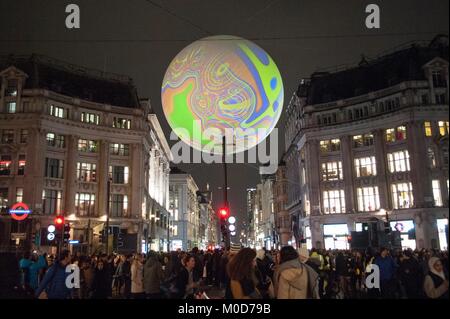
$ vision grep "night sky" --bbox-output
[1,0,448,231]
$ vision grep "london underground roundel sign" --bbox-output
[9,202,32,221]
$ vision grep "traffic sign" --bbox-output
[47,225,56,233]
[11,233,26,240]
[47,233,55,241]
[9,202,31,221]
[228,216,236,224]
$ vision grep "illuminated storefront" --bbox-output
[437,219,448,251]
[323,224,349,250]
[305,226,312,250]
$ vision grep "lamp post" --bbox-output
[105,178,111,254]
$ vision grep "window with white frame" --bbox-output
[81,112,100,125]
[386,126,407,143]
[355,156,377,177]
[387,150,410,173]
[352,134,374,148]
[428,147,436,168]
[323,190,346,214]
[75,193,96,216]
[46,133,65,148]
[432,180,443,207]
[110,194,128,217]
[49,105,66,118]
[357,186,380,212]
[438,121,449,136]
[391,182,414,209]
[109,166,129,184]
[5,102,16,113]
[76,162,97,182]
[320,139,341,153]
[42,189,62,215]
[78,139,98,153]
[109,143,130,156]
[321,161,343,181]
[113,117,131,129]
[424,121,433,137]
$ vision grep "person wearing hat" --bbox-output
[423,256,449,299]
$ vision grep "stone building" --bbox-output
[0,54,171,254]
[284,36,449,250]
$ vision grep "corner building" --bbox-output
[284,36,449,250]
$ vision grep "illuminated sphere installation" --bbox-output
[161,35,283,154]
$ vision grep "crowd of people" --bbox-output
[16,245,449,300]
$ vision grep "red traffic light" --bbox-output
[54,216,64,225]
[218,207,229,219]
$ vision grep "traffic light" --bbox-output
[54,216,64,227]
[384,222,391,234]
[218,207,229,219]
[63,224,71,242]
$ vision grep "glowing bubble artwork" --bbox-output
[161,35,283,154]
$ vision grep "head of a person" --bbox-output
[280,246,299,264]
[256,249,265,261]
[184,255,195,270]
[227,247,257,281]
[97,260,104,270]
[380,247,389,258]
[429,257,443,273]
[191,247,199,255]
[297,246,309,263]
[59,250,71,266]
[404,249,413,258]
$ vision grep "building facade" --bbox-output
[244,188,256,247]
[274,161,291,247]
[169,167,200,251]
[285,36,449,250]
[197,186,219,249]
[0,54,172,254]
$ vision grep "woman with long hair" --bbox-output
[226,248,261,299]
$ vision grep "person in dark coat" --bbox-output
[175,255,200,299]
[91,260,109,299]
[121,254,132,299]
[143,252,164,299]
[399,250,422,298]
[374,248,398,299]
[190,247,203,281]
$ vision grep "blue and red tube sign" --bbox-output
[9,202,32,221]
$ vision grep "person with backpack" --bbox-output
[34,250,72,299]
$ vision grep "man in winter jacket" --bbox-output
[35,250,72,299]
[374,247,398,299]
